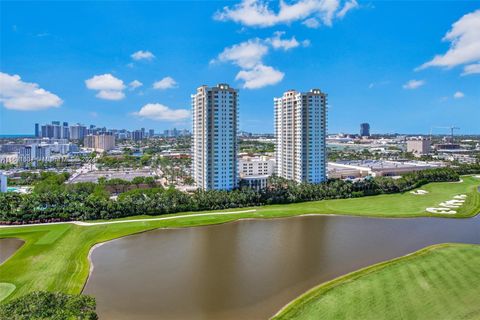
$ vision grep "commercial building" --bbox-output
[406,137,431,155]
[238,155,275,190]
[191,83,238,190]
[84,134,115,152]
[360,123,370,137]
[328,160,443,178]
[274,89,327,184]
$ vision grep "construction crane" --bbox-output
[434,126,460,143]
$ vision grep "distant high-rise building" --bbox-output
[34,123,40,138]
[360,123,370,137]
[191,83,239,191]
[148,129,155,138]
[69,124,87,140]
[84,134,115,152]
[274,89,327,184]
[131,130,144,141]
[407,137,431,155]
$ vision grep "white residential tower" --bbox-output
[274,89,327,184]
[191,84,239,190]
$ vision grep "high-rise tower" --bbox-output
[274,89,327,184]
[191,84,238,190]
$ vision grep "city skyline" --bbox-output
[1,1,479,135]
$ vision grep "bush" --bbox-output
[0,291,97,320]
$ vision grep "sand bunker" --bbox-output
[426,208,457,214]
[410,190,429,195]
[426,194,467,215]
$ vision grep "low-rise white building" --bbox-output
[239,155,275,190]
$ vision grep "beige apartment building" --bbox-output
[407,137,431,155]
[84,134,115,152]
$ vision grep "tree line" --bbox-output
[1,166,474,224]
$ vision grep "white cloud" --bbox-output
[153,77,178,90]
[133,103,190,121]
[213,32,307,88]
[336,0,358,18]
[215,0,356,28]
[303,17,320,28]
[461,62,480,76]
[96,90,125,100]
[236,64,284,89]
[402,79,425,90]
[129,80,143,90]
[85,74,125,91]
[216,38,269,68]
[267,31,303,50]
[453,91,465,99]
[418,9,480,74]
[131,50,155,61]
[0,72,63,111]
[85,74,126,100]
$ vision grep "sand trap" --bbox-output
[426,208,457,214]
[426,194,467,214]
[410,190,429,195]
[474,175,480,179]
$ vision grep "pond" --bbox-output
[83,215,480,319]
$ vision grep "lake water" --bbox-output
[0,238,24,264]
[83,215,480,320]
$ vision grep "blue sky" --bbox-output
[1,1,479,135]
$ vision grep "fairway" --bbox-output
[0,176,479,305]
[273,244,480,320]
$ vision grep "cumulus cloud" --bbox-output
[236,64,284,89]
[214,0,357,28]
[417,9,480,75]
[131,50,155,61]
[133,103,190,121]
[453,91,465,99]
[215,38,269,68]
[0,72,63,111]
[402,79,425,90]
[213,32,307,88]
[153,77,178,90]
[129,80,143,90]
[85,74,126,100]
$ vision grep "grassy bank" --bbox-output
[273,243,480,320]
[0,176,479,303]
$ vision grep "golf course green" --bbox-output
[273,243,480,320]
[0,176,479,316]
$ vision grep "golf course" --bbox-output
[1,175,479,318]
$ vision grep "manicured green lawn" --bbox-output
[0,176,479,304]
[273,244,480,320]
